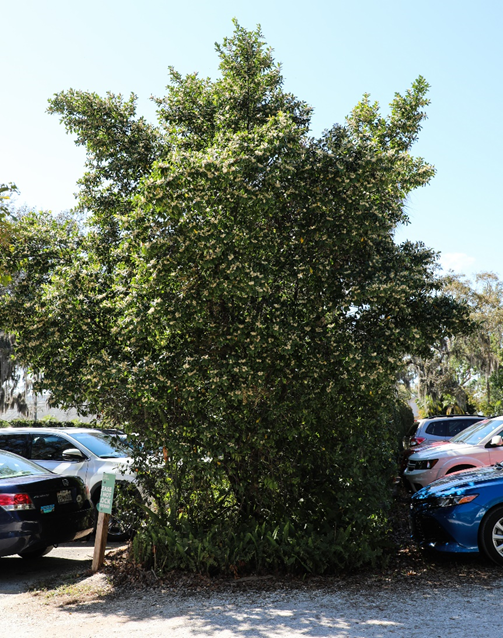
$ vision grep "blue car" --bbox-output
[0,449,95,558]
[410,463,503,565]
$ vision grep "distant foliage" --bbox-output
[0,419,102,428]
[412,272,503,417]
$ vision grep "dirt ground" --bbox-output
[2,557,503,638]
[2,492,503,637]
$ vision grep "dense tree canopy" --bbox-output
[0,22,470,572]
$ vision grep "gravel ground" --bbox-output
[2,491,503,637]
[2,571,503,638]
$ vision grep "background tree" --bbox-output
[0,182,17,217]
[0,182,16,267]
[458,273,503,411]
[0,185,31,414]
[0,22,470,573]
[411,272,503,416]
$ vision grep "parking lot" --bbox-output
[0,540,119,593]
[2,540,503,637]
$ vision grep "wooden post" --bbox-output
[92,511,110,572]
[91,472,116,572]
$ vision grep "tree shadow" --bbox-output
[0,540,123,595]
[43,581,502,637]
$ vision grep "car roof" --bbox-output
[0,427,102,434]
[424,415,485,420]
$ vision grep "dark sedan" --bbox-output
[0,449,95,558]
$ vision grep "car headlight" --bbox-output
[434,493,478,508]
[412,459,439,470]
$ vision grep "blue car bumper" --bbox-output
[410,499,485,554]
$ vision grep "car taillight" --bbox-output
[410,436,426,446]
[0,493,36,511]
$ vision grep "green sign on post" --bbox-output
[98,472,116,514]
[92,472,117,573]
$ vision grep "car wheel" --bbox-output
[93,482,143,542]
[18,545,54,559]
[479,506,503,565]
[107,509,134,542]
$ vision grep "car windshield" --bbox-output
[69,431,130,459]
[0,451,52,479]
[451,419,503,445]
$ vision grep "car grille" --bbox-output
[410,512,452,545]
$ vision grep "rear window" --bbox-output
[425,418,481,438]
[0,450,52,479]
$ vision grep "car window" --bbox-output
[449,418,481,436]
[0,433,31,458]
[452,419,503,445]
[426,418,482,438]
[0,450,52,478]
[69,431,129,458]
[31,434,75,461]
[425,420,451,437]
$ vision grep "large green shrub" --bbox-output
[0,23,469,574]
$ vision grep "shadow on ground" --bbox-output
[26,568,503,638]
[0,540,124,594]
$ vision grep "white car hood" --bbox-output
[410,442,488,461]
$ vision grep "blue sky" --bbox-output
[2,1,501,278]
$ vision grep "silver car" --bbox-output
[403,415,484,449]
[404,417,503,492]
[0,427,138,539]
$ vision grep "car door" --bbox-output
[30,433,89,484]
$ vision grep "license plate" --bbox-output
[41,504,55,514]
[57,489,73,504]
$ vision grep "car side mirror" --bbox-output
[488,435,503,448]
[62,448,86,461]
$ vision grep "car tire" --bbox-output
[18,545,54,559]
[479,505,503,565]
